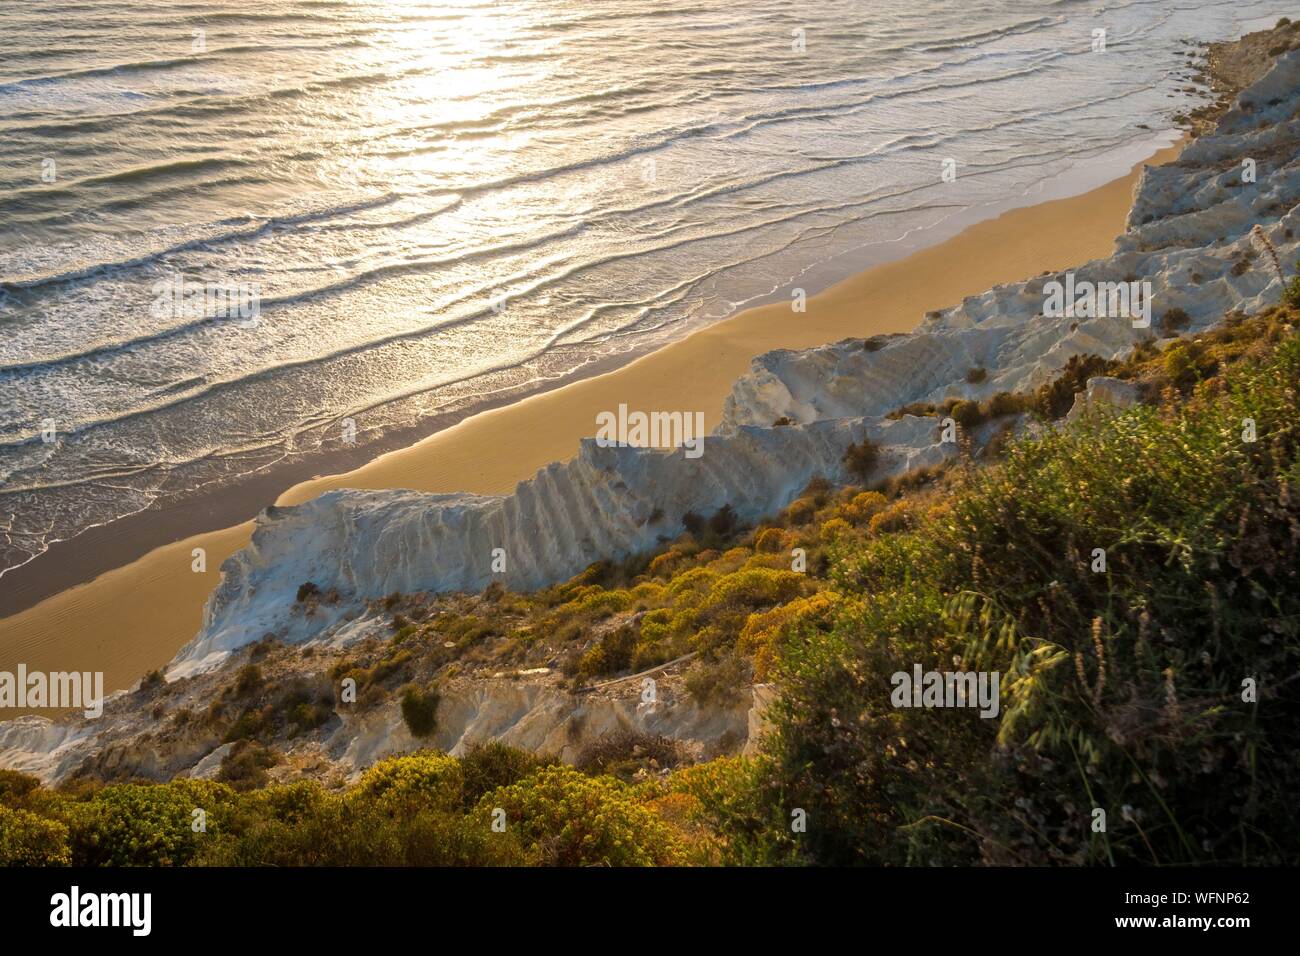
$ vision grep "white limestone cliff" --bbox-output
[174,412,946,676]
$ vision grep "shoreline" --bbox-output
[0,131,1179,622]
[0,131,1179,620]
[0,138,1185,708]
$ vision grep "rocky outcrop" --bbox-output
[724,56,1300,437]
[325,676,767,773]
[175,413,947,676]
[0,653,771,786]
[1067,376,1142,422]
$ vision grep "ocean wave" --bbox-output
[0,190,418,296]
[915,15,1061,52]
[0,132,1121,448]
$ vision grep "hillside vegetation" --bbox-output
[3,307,1297,866]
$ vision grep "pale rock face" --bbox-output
[182,742,236,781]
[325,678,768,775]
[0,715,100,782]
[1066,377,1142,423]
[0,668,771,785]
[174,413,946,674]
[724,53,1300,442]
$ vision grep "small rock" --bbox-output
[1066,377,1140,422]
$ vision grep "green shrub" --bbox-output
[683,653,751,706]
[234,664,263,696]
[668,757,798,865]
[1034,353,1117,419]
[194,792,523,866]
[703,567,804,611]
[477,764,683,866]
[1284,261,1300,308]
[290,700,333,733]
[1161,307,1191,332]
[1162,342,1209,389]
[708,504,740,537]
[64,784,206,866]
[0,769,41,806]
[400,684,440,738]
[576,625,638,682]
[238,780,331,827]
[222,707,267,743]
[218,740,278,791]
[948,399,981,429]
[982,391,1027,418]
[630,640,673,672]
[457,742,552,810]
[575,730,684,781]
[765,334,1300,865]
[784,497,816,525]
[354,751,463,809]
[842,438,880,483]
[0,805,70,865]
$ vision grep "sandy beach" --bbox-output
[0,140,1183,707]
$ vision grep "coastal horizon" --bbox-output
[2,0,1298,905]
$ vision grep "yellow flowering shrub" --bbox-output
[754,526,789,552]
[476,765,685,866]
[868,499,915,535]
[0,805,70,866]
[667,565,719,599]
[648,549,686,578]
[701,567,805,612]
[843,490,888,524]
[742,551,793,571]
[819,517,852,542]
[353,751,463,809]
[566,588,633,617]
[785,497,816,525]
[630,581,666,602]
[738,591,839,679]
[638,607,674,643]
